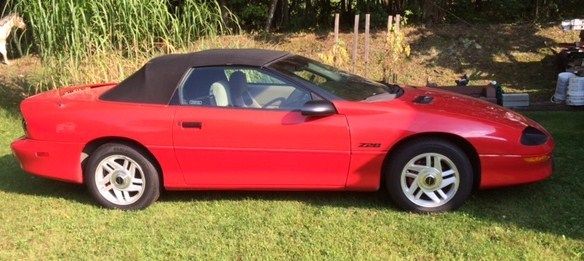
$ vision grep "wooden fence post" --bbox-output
[352,14,359,73]
[364,14,370,77]
[334,13,339,44]
[384,15,394,83]
[392,14,401,83]
[395,14,401,31]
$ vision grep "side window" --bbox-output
[179,66,313,110]
[225,68,284,85]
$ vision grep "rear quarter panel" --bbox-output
[20,88,181,186]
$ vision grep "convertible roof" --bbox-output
[100,49,289,104]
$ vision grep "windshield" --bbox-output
[269,55,402,101]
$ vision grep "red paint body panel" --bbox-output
[173,106,350,188]
[11,138,85,183]
[479,153,553,188]
[14,83,183,187]
[11,83,554,191]
[345,151,387,190]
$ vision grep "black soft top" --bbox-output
[100,49,289,104]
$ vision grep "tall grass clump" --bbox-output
[8,0,238,61]
[2,0,239,91]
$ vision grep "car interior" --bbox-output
[180,67,312,110]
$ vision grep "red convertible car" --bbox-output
[11,49,554,212]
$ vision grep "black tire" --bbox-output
[85,143,160,210]
[384,138,473,213]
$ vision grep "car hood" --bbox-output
[396,86,540,130]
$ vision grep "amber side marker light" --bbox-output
[523,155,551,163]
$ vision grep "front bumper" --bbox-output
[478,152,554,188]
[11,137,84,183]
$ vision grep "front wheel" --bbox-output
[85,143,160,210]
[384,139,474,213]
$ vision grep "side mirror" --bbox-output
[301,100,337,117]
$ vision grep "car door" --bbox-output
[172,66,351,188]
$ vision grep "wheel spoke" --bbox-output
[425,191,441,203]
[440,176,456,189]
[426,155,432,167]
[102,163,115,173]
[133,178,144,185]
[442,169,455,177]
[123,191,131,201]
[107,159,124,170]
[434,156,443,172]
[405,172,418,178]
[126,184,142,192]
[407,178,419,195]
[406,164,426,173]
[415,189,424,199]
[102,183,113,191]
[100,173,112,186]
[129,163,137,177]
[122,159,130,170]
[113,189,124,202]
[437,189,448,199]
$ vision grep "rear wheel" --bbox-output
[384,139,473,213]
[85,143,160,210]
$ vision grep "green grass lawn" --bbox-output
[0,93,583,258]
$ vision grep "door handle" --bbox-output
[181,121,203,129]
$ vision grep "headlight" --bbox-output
[520,126,548,146]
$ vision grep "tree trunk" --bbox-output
[265,0,279,32]
[281,0,289,29]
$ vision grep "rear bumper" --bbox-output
[10,137,84,183]
[479,152,554,189]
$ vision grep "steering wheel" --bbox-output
[262,97,287,109]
